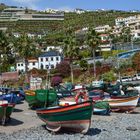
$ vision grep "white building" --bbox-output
[16,59,25,72]
[30,76,42,90]
[129,22,140,39]
[38,51,62,70]
[74,8,86,14]
[28,58,39,71]
[99,44,112,51]
[16,58,39,72]
[0,27,7,32]
[0,7,64,21]
[115,15,140,27]
[99,34,112,51]
[94,25,111,33]
[132,31,140,38]
[99,34,109,41]
[42,46,63,53]
[12,32,21,38]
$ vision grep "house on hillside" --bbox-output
[99,34,112,51]
[16,59,26,73]
[94,25,111,33]
[16,51,63,72]
[38,51,63,70]
[16,58,39,72]
[28,58,39,71]
[42,46,63,53]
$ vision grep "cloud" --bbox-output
[12,0,39,3]
[45,6,73,12]
[12,0,40,10]
[58,6,73,11]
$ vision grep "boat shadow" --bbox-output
[129,111,140,114]
[13,108,23,112]
[17,101,24,104]
[111,110,140,114]
[42,125,101,136]
[86,128,101,136]
[5,118,24,126]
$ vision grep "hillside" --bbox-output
[0,3,7,11]
[0,5,140,33]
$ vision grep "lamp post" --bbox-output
[117,47,121,83]
[46,61,51,89]
[131,35,134,50]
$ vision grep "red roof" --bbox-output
[99,34,109,36]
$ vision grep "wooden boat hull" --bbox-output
[94,108,110,115]
[94,101,110,115]
[36,101,93,134]
[25,89,57,108]
[105,96,139,112]
[59,97,110,115]
[0,102,14,125]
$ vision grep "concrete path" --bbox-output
[0,101,43,134]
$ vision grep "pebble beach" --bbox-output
[0,101,140,140]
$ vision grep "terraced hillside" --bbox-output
[0,10,140,33]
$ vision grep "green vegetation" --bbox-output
[0,3,7,11]
[1,5,140,85]
[102,70,117,82]
[0,10,140,33]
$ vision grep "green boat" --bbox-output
[104,81,121,95]
[94,101,110,115]
[25,89,57,108]
[36,100,93,134]
[0,100,15,125]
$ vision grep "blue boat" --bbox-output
[0,90,25,104]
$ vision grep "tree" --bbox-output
[0,31,13,72]
[79,60,88,71]
[102,70,117,82]
[56,61,70,78]
[86,28,100,77]
[132,52,140,72]
[63,28,79,83]
[121,26,131,43]
[14,34,37,73]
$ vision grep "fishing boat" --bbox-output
[59,95,110,115]
[104,81,121,96]
[94,101,110,115]
[0,100,15,125]
[60,99,110,115]
[104,95,139,112]
[25,89,57,108]
[86,80,105,91]
[88,88,139,113]
[0,90,25,104]
[36,100,93,134]
[92,80,104,89]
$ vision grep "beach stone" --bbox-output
[126,126,137,131]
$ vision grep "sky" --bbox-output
[1,0,140,11]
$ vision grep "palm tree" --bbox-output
[121,26,131,43]
[0,31,13,72]
[14,34,37,73]
[86,28,100,77]
[63,28,79,83]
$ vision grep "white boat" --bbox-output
[134,86,140,94]
[104,95,139,112]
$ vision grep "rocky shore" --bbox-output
[0,102,140,140]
